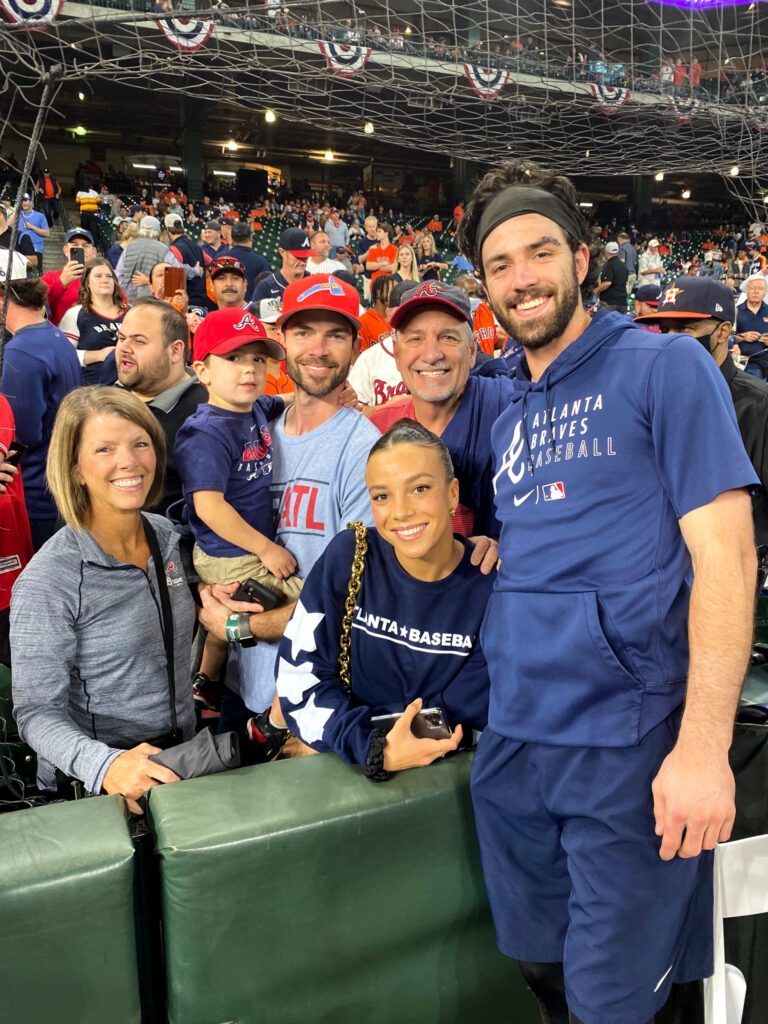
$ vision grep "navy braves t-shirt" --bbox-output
[174,396,285,557]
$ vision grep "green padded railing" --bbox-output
[150,751,538,1024]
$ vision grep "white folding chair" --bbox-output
[703,833,768,1024]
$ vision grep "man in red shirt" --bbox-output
[365,223,397,283]
[41,228,97,325]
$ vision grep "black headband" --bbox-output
[477,186,586,260]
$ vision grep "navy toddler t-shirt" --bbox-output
[175,396,285,557]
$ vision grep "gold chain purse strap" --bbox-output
[338,521,368,696]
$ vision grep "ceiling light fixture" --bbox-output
[655,171,664,181]
[364,121,374,134]
[265,109,276,123]
[323,149,334,161]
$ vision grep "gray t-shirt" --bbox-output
[231,406,379,711]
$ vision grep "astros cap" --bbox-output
[634,284,661,307]
[278,273,361,331]
[634,277,735,324]
[193,307,285,362]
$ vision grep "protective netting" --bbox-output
[1,1,768,187]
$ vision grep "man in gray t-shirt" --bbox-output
[199,273,379,715]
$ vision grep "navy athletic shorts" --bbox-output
[470,713,713,1024]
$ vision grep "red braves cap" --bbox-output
[389,280,473,330]
[193,308,285,362]
[278,273,362,331]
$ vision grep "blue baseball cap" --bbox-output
[64,228,94,245]
[635,277,735,324]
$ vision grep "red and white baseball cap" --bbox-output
[193,308,285,362]
[278,273,362,331]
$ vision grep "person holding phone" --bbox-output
[10,386,195,810]
[58,258,128,384]
[275,419,493,779]
[41,228,98,325]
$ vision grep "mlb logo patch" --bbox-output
[542,482,566,501]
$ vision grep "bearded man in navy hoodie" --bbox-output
[458,162,758,1024]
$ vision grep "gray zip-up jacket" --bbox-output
[10,514,196,794]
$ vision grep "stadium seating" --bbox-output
[0,795,140,1024]
[149,751,538,1024]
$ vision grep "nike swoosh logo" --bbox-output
[653,964,674,993]
[513,488,535,507]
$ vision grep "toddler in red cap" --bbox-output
[174,308,303,715]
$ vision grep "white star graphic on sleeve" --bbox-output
[283,600,325,661]
[276,657,320,705]
[290,693,335,745]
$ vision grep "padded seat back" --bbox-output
[151,752,537,1024]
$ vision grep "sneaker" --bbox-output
[192,673,224,719]
[246,710,290,763]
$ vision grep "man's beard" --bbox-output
[491,262,581,351]
[286,355,349,398]
[118,352,172,396]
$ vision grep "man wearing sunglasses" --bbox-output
[637,276,768,544]
[209,256,249,311]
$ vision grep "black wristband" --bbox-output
[363,728,392,783]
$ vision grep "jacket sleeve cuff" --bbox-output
[89,747,123,796]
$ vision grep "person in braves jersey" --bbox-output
[250,228,311,306]
[58,258,127,385]
[348,276,410,408]
[456,160,757,1024]
[175,308,302,714]
[368,280,516,539]
[277,420,492,778]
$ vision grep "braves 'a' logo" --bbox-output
[412,280,440,299]
[233,312,258,331]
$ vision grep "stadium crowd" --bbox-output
[1,159,766,1022]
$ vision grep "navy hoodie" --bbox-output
[1,321,82,520]
[277,529,493,766]
[483,311,757,747]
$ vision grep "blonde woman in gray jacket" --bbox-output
[10,387,196,812]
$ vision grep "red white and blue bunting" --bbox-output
[667,96,700,125]
[0,0,63,25]
[463,64,511,100]
[317,41,371,78]
[156,16,214,52]
[588,83,630,116]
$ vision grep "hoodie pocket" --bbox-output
[481,590,644,747]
